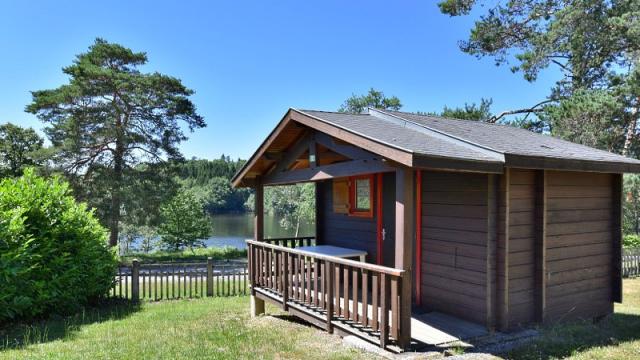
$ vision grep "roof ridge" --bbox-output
[368,108,505,162]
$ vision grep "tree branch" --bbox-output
[488,99,555,123]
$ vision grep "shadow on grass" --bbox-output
[504,312,640,359]
[0,298,142,351]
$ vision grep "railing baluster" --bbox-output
[320,259,326,309]
[313,259,320,307]
[352,268,358,322]
[326,261,334,334]
[372,272,379,332]
[283,251,289,310]
[343,265,349,319]
[362,270,369,328]
[380,273,389,348]
[305,256,311,303]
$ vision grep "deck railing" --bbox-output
[260,236,316,248]
[247,239,406,349]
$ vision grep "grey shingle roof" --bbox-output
[385,110,635,164]
[296,108,640,172]
[298,110,502,163]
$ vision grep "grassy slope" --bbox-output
[507,278,640,359]
[0,297,378,360]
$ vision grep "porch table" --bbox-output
[296,245,367,262]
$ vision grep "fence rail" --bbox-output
[623,249,640,278]
[110,258,248,300]
[247,239,407,349]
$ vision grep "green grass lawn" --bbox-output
[506,278,640,359]
[119,247,247,264]
[0,297,378,360]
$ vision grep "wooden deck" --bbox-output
[412,311,488,347]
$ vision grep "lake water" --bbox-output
[128,213,315,252]
[204,213,315,249]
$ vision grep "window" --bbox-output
[332,175,374,217]
[349,175,373,217]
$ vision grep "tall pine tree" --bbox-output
[27,39,205,246]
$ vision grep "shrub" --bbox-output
[624,234,640,249]
[0,169,117,321]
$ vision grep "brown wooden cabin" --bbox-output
[232,107,640,351]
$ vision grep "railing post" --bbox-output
[207,257,214,297]
[131,259,140,302]
[325,261,334,334]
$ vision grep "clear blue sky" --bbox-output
[0,1,558,160]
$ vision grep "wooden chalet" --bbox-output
[232,107,640,351]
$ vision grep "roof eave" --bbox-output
[505,154,640,173]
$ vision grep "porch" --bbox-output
[248,239,488,352]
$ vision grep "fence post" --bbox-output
[131,259,140,301]
[207,257,214,297]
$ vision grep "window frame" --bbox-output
[348,174,374,218]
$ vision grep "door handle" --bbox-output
[382,228,386,242]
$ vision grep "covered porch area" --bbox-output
[247,239,489,352]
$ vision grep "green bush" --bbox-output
[0,169,117,321]
[624,234,640,249]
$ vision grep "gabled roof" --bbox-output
[232,107,640,187]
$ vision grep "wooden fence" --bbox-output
[623,248,640,278]
[110,258,248,301]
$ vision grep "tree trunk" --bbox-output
[109,123,125,248]
[623,105,639,157]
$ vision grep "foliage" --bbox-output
[158,190,212,251]
[338,88,402,113]
[119,246,246,265]
[624,234,640,249]
[542,89,627,151]
[0,123,45,177]
[26,38,205,246]
[439,0,640,154]
[0,169,117,322]
[174,156,251,214]
[624,174,640,235]
[261,183,315,237]
[439,98,494,121]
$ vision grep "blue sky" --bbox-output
[0,1,558,160]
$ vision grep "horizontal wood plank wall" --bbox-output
[496,169,510,331]
[544,171,614,321]
[321,178,379,262]
[421,171,488,324]
[507,169,537,328]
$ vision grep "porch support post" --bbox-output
[251,179,265,317]
[395,167,414,349]
[315,181,324,245]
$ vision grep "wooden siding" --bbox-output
[507,169,537,328]
[420,171,489,324]
[544,171,614,321]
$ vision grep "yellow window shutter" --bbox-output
[332,178,349,214]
